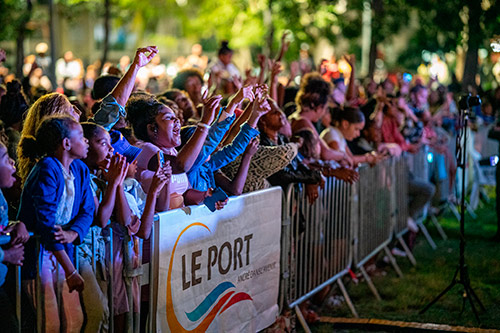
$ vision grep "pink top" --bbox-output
[135,142,190,208]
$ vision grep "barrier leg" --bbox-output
[396,235,417,266]
[479,187,490,204]
[294,305,311,333]
[108,229,114,333]
[383,245,403,278]
[465,201,477,220]
[337,278,359,318]
[36,241,43,333]
[359,265,381,301]
[417,221,437,250]
[447,202,461,222]
[430,214,448,241]
[16,266,21,333]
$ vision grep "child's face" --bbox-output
[68,123,89,160]
[86,128,113,170]
[0,145,16,188]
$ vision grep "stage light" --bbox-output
[427,152,434,163]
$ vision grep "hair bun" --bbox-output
[6,80,22,95]
[221,40,229,48]
[19,136,39,160]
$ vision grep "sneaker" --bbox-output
[407,217,419,232]
[391,248,407,257]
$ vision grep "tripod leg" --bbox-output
[466,284,486,312]
[464,285,481,324]
[419,280,457,314]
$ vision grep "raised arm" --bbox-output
[93,46,158,130]
[344,54,356,103]
[215,137,259,196]
[175,94,220,172]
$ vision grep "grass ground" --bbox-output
[308,196,500,332]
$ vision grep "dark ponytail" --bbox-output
[330,106,365,126]
[19,115,77,161]
[218,41,233,56]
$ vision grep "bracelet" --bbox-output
[197,122,211,130]
[66,270,77,280]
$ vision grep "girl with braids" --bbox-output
[18,115,94,332]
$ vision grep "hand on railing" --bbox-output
[3,221,30,245]
[305,183,320,204]
[2,243,24,266]
[323,167,359,184]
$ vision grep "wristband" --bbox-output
[66,270,77,280]
[197,122,211,130]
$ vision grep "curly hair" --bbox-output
[126,93,165,142]
[295,73,331,112]
[18,93,73,183]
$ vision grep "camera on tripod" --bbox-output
[458,93,481,119]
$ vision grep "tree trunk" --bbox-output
[462,0,481,92]
[99,0,111,75]
[368,38,377,79]
[263,0,274,58]
[48,0,57,89]
[368,0,383,79]
[15,0,33,79]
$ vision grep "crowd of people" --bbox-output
[0,34,499,332]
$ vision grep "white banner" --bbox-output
[153,187,282,332]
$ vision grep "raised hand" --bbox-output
[280,31,291,54]
[133,46,158,68]
[232,75,243,91]
[269,60,282,78]
[244,137,260,157]
[342,54,355,69]
[257,54,267,70]
[231,84,255,106]
[200,90,223,125]
[103,154,129,186]
[150,160,172,195]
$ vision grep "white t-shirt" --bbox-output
[320,127,347,153]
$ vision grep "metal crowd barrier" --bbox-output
[8,148,451,333]
[281,176,358,328]
[9,227,120,333]
[280,151,440,332]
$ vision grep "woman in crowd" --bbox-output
[289,73,353,167]
[321,107,383,166]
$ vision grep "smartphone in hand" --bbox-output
[204,187,228,212]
